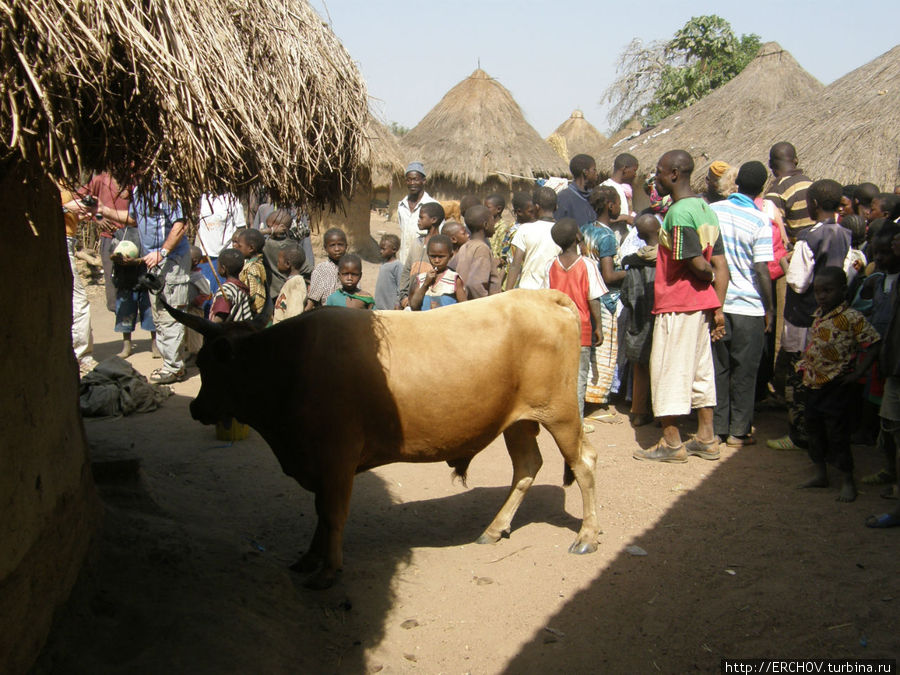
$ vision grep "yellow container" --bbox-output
[216,418,250,441]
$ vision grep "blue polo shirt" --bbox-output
[130,187,188,257]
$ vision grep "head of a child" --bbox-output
[588,185,620,221]
[807,179,842,222]
[379,233,400,261]
[337,254,362,293]
[873,225,900,273]
[870,193,900,223]
[840,214,867,249]
[277,243,305,275]
[190,245,203,268]
[735,161,768,199]
[512,191,536,224]
[267,209,292,239]
[550,218,580,252]
[459,195,481,221]
[218,248,245,279]
[235,228,265,259]
[484,194,505,222]
[441,221,468,249]
[464,205,493,238]
[417,202,445,234]
[840,184,857,217]
[533,186,558,219]
[231,227,245,249]
[426,235,453,273]
[855,182,880,221]
[635,213,660,244]
[323,228,348,262]
[813,266,847,314]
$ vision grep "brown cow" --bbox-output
[169,289,599,588]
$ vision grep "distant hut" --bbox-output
[310,116,405,258]
[723,44,900,189]
[0,0,367,670]
[400,69,569,200]
[549,110,608,161]
[600,42,823,182]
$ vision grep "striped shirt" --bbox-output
[711,194,773,316]
[765,171,813,239]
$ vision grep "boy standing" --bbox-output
[543,218,607,432]
[454,205,499,299]
[325,254,375,309]
[507,186,560,290]
[235,228,267,315]
[209,249,254,323]
[399,203,445,308]
[410,236,466,311]
[374,234,402,310]
[305,228,347,310]
[273,243,307,324]
[797,267,881,502]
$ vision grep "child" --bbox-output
[305,228,347,310]
[262,209,294,302]
[797,267,881,502]
[374,233,402,310]
[485,193,509,261]
[620,214,660,426]
[184,245,212,361]
[399,202,445,308]
[409,235,466,311]
[455,205,499,298]
[542,218,606,432]
[235,228,267,315]
[208,249,254,323]
[325,254,375,309]
[272,243,307,324]
[110,235,156,358]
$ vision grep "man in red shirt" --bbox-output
[634,150,730,463]
[81,172,133,312]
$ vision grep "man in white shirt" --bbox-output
[397,162,438,264]
[506,187,561,290]
[601,153,638,226]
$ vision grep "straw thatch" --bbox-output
[718,44,900,190]
[361,117,406,190]
[549,110,607,161]
[599,43,823,178]
[1,0,369,207]
[400,69,569,198]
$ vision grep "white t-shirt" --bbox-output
[196,193,246,257]
[510,220,561,290]
[601,178,632,218]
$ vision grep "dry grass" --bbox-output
[1,0,369,207]
[550,110,607,161]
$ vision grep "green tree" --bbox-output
[388,121,409,137]
[604,16,761,129]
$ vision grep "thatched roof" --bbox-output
[361,118,405,189]
[549,110,607,160]
[600,42,823,177]
[400,69,569,185]
[1,0,369,206]
[718,44,900,189]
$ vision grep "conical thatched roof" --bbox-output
[361,118,405,189]
[719,44,900,189]
[1,0,368,207]
[600,43,823,177]
[550,110,607,160]
[400,69,569,186]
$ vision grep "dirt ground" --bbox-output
[36,220,899,674]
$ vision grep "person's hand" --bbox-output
[399,297,409,309]
[592,328,604,346]
[424,267,438,287]
[710,308,726,342]
[764,310,774,334]
[143,250,164,268]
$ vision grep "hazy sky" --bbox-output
[309,0,899,138]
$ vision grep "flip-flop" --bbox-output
[766,435,802,451]
[865,513,900,528]
[589,412,624,425]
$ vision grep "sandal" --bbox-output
[766,435,802,451]
[865,513,900,528]
[150,368,185,385]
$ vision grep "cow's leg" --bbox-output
[477,420,542,544]
[291,520,326,574]
[303,468,355,590]
[547,419,599,554]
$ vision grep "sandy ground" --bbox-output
[36,221,900,673]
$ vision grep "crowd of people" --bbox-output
[62,144,900,527]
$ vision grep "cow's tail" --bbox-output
[563,463,575,486]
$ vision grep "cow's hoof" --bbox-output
[290,553,321,574]
[568,539,598,555]
[475,532,499,545]
[303,569,339,590]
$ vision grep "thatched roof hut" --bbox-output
[719,44,900,190]
[1,0,369,206]
[599,42,823,180]
[549,110,608,161]
[400,69,569,199]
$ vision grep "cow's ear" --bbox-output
[211,337,234,363]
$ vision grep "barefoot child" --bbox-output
[272,243,307,324]
[235,228,267,315]
[543,218,606,431]
[409,235,466,311]
[325,254,375,309]
[797,266,881,502]
[305,228,347,310]
[374,234,402,310]
[208,249,254,323]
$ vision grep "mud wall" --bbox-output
[0,163,100,674]
[311,175,381,261]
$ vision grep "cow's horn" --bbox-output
[160,295,223,339]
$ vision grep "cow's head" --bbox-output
[161,299,266,426]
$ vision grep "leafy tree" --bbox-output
[604,16,761,129]
[388,121,409,137]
